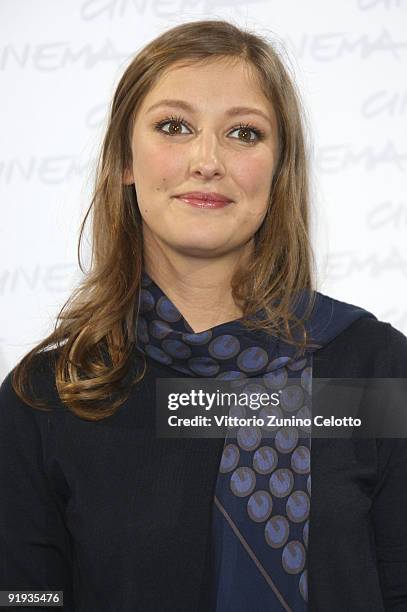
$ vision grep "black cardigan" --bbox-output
[1,317,407,611]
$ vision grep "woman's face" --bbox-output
[124,58,279,259]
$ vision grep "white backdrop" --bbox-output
[1,0,406,381]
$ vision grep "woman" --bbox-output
[1,19,406,612]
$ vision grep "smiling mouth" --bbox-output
[174,195,233,209]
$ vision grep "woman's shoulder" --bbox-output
[313,308,407,378]
[0,348,62,420]
[331,314,406,346]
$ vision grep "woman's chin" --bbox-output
[171,237,233,257]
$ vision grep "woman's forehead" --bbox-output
[139,59,276,125]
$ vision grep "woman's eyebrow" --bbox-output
[146,98,272,125]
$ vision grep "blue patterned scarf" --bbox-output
[136,270,375,611]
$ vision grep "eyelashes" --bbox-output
[153,113,265,145]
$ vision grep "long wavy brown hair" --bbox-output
[11,19,318,421]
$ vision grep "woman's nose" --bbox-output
[188,132,226,176]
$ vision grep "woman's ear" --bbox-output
[123,168,134,185]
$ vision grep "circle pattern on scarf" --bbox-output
[150,319,172,339]
[144,344,172,365]
[230,467,256,497]
[219,444,240,474]
[187,356,220,376]
[275,427,299,453]
[247,490,273,522]
[140,289,155,312]
[299,570,308,601]
[209,334,241,359]
[269,468,294,498]
[162,339,191,359]
[182,330,212,344]
[156,296,182,322]
[228,404,246,421]
[237,347,269,373]
[295,404,312,432]
[301,366,312,394]
[265,515,290,548]
[291,445,310,474]
[237,426,262,451]
[287,357,308,371]
[267,356,291,370]
[253,446,278,474]
[286,491,310,523]
[282,541,306,574]
[280,385,304,411]
[259,405,283,431]
[263,367,288,389]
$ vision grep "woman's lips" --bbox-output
[174,196,232,209]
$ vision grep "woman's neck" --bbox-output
[143,244,252,334]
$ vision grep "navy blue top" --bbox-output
[1,282,407,611]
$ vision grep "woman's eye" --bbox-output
[229,125,263,144]
[155,119,191,136]
[153,115,264,144]
[154,115,191,137]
